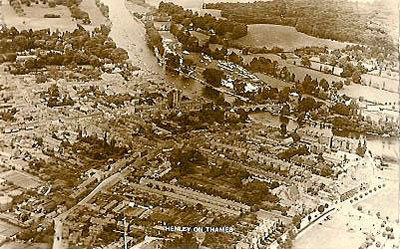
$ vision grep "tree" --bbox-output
[228,52,242,65]
[320,165,333,177]
[280,123,287,136]
[280,115,289,136]
[48,1,56,7]
[13,35,28,51]
[318,78,329,91]
[356,140,366,157]
[318,205,325,213]
[301,56,311,68]
[278,87,290,102]
[183,57,194,68]
[341,62,355,78]
[301,75,317,94]
[280,104,290,115]
[333,81,344,90]
[165,53,180,72]
[351,70,362,84]
[296,112,306,126]
[202,68,225,87]
[320,54,327,64]
[292,214,301,227]
[332,103,351,116]
[298,97,320,113]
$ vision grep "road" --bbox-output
[52,152,142,249]
[52,172,124,249]
[52,218,63,249]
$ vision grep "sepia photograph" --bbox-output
[0,0,398,248]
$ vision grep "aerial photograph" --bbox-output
[0,0,398,248]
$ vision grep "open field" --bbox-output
[310,61,343,76]
[235,24,351,51]
[286,63,344,83]
[0,0,106,31]
[0,170,41,189]
[366,136,399,161]
[242,53,283,65]
[293,212,366,249]
[255,73,292,90]
[357,179,398,221]
[0,1,76,31]
[242,53,344,84]
[0,242,49,249]
[340,85,399,104]
[249,112,297,131]
[362,74,399,93]
[0,220,20,237]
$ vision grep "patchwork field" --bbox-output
[235,24,351,51]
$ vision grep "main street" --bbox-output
[52,150,147,249]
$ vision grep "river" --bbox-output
[100,0,163,74]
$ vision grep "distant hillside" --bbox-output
[206,0,396,53]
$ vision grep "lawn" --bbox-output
[362,74,399,93]
[286,63,344,84]
[357,162,399,221]
[339,85,399,104]
[255,73,292,90]
[235,24,350,52]
[1,2,76,31]
[293,210,366,249]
